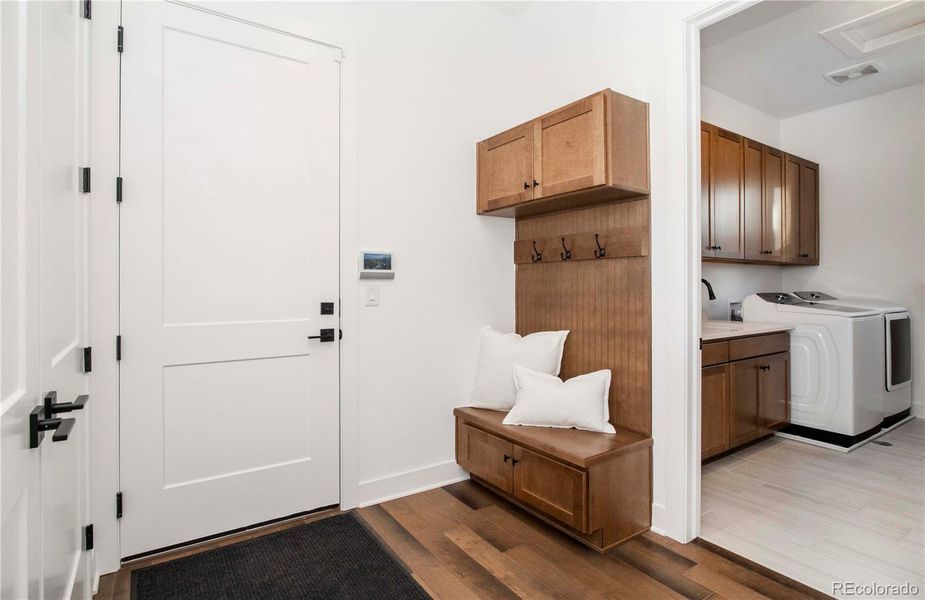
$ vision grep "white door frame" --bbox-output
[680,0,763,543]
[87,0,360,578]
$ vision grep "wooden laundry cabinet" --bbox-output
[477,89,649,217]
[455,407,652,551]
[701,331,791,461]
[701,121,819,265]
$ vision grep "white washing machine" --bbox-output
[794,292,913,427]
[742,293,885,449]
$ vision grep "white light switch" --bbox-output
[365,286,379,306]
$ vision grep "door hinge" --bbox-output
[699,338,703,350]
[117,26,124,54]
[339,329,343,340]
[82,0,91,19]
[84,524,94,550]
[81,167,91,193]
[116,176,123,203]
[116,492,123,519]
[115,335,122,361]
[83,347,92,373]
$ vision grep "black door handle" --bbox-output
[307,329,336,343]
[29,405,76,448]
[43,391,88,418]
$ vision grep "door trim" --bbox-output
[87,1,360,576]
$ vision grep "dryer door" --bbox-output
[885,312,911,392]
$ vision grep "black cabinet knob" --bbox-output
[503,454,510,463]
[523,181,530,190]
[533,180,539,187]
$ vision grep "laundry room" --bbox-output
[696,0,924,594]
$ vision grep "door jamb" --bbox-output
[680,0,762,543]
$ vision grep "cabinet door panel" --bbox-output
[743,139,763,261]
[702,365,730,460]
[799,161,819,264]
[478,124,534,213]
[701,124,713,258]
[710,128,744,259]
[512,446,587,532]
[463,426,514,493]
[730,358,762,447]
[535,94,606,199]
[760,352,790,431]
[762,147,784,260]
[782,154,802,262]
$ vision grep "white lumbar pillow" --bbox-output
[503,365,616,434]
[470,326,569,411]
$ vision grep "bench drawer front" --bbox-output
[729,332,789,361]
[512,446,587,532]
[463,425,514,494]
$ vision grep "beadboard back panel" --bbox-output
[515,198,652,435]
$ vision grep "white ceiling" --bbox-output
[701,0,925,118]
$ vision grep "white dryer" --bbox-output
[793,292,912,427]
[742,293,884,449]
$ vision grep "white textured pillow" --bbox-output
[503,365,615,433]
[470,327,568,411]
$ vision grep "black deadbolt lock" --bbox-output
[320,302,335,315]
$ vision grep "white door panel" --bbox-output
[120,2,341,557]
[1,1,91,598]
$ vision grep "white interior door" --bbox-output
[120,2,341,557]
[1,2,92,599]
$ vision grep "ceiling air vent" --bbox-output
[824,61,883,85]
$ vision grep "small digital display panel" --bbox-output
[363,253,392,271]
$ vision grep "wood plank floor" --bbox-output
[702,418,924,599]
[96,480,830,600]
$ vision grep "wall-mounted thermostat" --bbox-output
[359,251,394,279]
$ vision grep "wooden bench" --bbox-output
[454,407,652,551]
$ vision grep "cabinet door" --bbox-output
[534,93,606,200]
[760,352,790,431]
[799,160,819,264]
[782,153,802,263]
[512,446,587,532]
[477,123,534,213]
[709,127,745,259]
[702,365,730,460]
[701,123,713,258]
[743,138,764,261]
[463,426,514,493]
[762,146,784,261]
[730,358,763,447]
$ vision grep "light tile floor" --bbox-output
[702,418,924,599]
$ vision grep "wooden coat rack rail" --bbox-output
[513,225,648,264]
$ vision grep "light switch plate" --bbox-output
[365,286,379,307]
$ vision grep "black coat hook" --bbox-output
[594,233,606,259]
[531,240,542,263]
[560,237,572,261]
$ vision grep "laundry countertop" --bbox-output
[701,320,793,342]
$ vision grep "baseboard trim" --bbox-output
[357,460,468,507]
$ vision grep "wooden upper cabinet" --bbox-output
[702,123,818,266]
[743,138,764,261]
[476,90,649,217]
[477,124,535,213]
[799,160,819,264]
[762,146,785,261]
[535,93,606,199]
[743,139,785,262]
[703,124,744,259]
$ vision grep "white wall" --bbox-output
[700,86,784,320]
[779,84,925,417]
[90,2,713,572]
